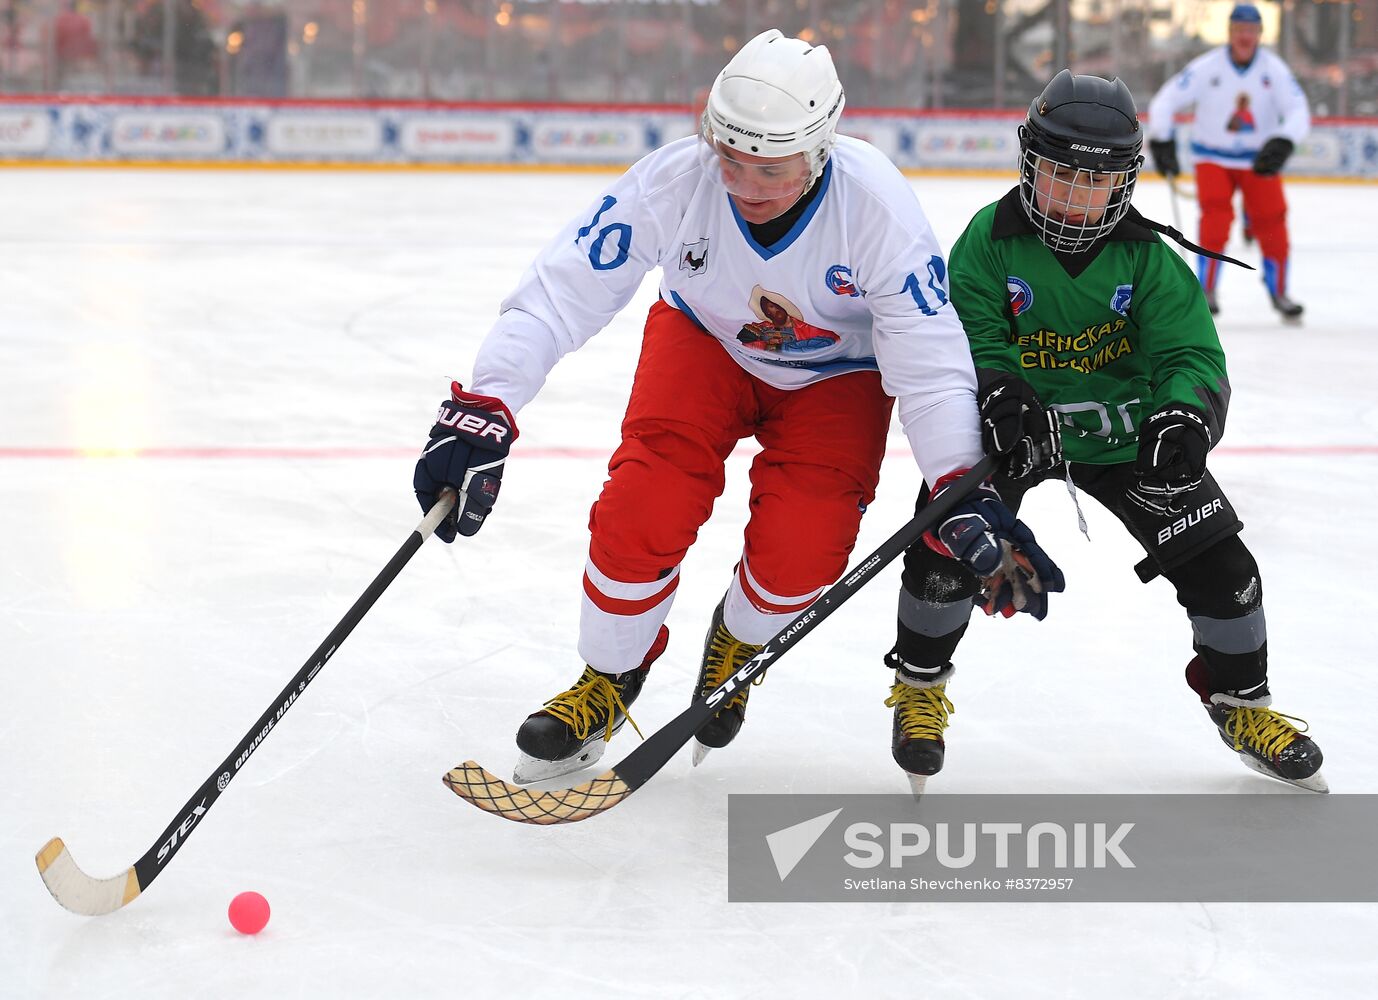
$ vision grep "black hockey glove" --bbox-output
[1149,139,1180,178]
[923,472,1065,621]
[1127,404,1211,516]
[414,382,518,542]
[978,371,1063,481]
[1252,138,1294,177]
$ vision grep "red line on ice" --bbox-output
[1,444,1376,460]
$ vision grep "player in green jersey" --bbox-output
[884,70,1326,793]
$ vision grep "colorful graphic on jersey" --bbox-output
[680,238,710,276]
[735,286,840,354]
[1007,275,1035,317]
[825,264,860,297]
[1227,93,1256,133]
[1111,284,1134,316]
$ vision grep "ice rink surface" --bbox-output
[2,166,1376,998]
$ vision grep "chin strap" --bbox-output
[1129,208,1255,270]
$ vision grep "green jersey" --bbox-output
[951,189,1229,465]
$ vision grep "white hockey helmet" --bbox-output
[703,29,846,185]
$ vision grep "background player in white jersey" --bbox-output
[1147,3,1310,319]
[413,29,1062,783]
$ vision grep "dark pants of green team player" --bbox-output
[890,462,1267,699]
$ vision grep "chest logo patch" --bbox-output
[1007,275,1034,317]
[826,264,860,297]
[1111,284,1134,316]
[680,238,709,276]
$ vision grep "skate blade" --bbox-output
[905,773,929,802]
[1238,753,1330,794]
[691,740,711,768]
[511,741,608,786]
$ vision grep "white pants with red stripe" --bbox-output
[578,554,822,673]
[574,302,889,675]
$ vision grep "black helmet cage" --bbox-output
[1018,71,1145,254]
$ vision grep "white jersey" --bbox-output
[1147,46,1310,169]
[469,135,982,483]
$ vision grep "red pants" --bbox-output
[1195,161,1290,293]
[589,299,891,600]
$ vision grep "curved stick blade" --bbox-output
[443,762,632,825]
[36,838,142,916]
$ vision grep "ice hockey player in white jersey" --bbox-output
[1147,3,1311,319]
[413,29,1063,784]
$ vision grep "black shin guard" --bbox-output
[1164,534,1268,697]
[890,539,978,673]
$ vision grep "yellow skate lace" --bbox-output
[701,625,764,714]
[540,666,643,743]
[884,681,955,740]
[1224,705,1309,760]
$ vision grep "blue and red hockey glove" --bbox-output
[923,470,1065,620]
[414,382,518,542]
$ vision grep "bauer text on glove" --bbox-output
[414,382,518,542]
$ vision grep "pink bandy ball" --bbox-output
[227,891,271,935]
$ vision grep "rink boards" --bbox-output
[2,98,1377,178]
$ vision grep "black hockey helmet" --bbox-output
[1018,70,1144,253]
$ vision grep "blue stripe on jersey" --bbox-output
[668,291,708,330]
[728,160,834,262]
[748,352,879,374]
[1190,141,1257,162]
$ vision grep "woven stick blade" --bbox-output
[442,762,631,825]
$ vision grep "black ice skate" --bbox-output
[690,602,764,767]
[512,626,669,784]
[1204,289,1219,315]
[885,661,955,799]
[1270,292,1304,320]
[1185,656,1327,793]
